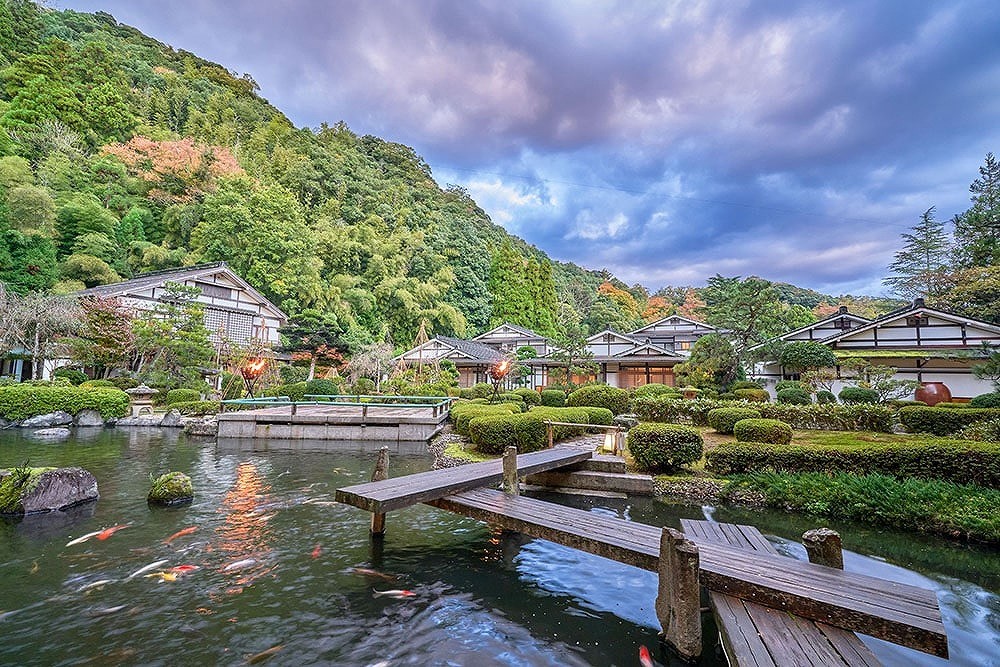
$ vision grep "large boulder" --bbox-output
[74,409,105,427]
[0,467,99,515]
[183,417,218,437]
[27,427,71,440]
[114,415,162,427]
[159,409,183,428]
[21,411,73,428]
[147,472,193,506]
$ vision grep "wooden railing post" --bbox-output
[370,446,389,537]
[503,446,519,496]
[655,527,702,661]
[803,528,843,569]
[546,422,554,449]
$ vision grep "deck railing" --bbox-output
[220,395,454,417]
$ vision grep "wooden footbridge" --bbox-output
[336,446,948,665]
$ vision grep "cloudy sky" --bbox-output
[61,1,1000,296]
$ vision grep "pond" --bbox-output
[0,429,997,666]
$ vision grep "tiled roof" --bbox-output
[437,336,505,361]
[77,262,230,298]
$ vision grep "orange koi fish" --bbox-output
[245,644,283,664]
[349,567,396,581]
[164,526,198,544]
[639,645,654,667]
[96,525,130,541]
[311,544,322,559]
[168,565,200,574]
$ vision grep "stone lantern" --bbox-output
[125,384,158,417]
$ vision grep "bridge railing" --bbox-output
[220,395,454,417]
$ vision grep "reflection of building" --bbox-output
[753,300,1000,400]
[396,317,722,389]
[77,262,287,348]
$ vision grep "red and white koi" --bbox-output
[372,589,416,599]
[127,559,169,580]
[65,530,103,547]
[168,565,200,574]
[639,645,655,667]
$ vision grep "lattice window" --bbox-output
[204,308,254,344]
[204,308,226,343]
[196,281,233,300]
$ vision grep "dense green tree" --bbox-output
[953,153,1000,268]
[66,295,135,377]
[132,283,215,388]
[674,333,742,389]
[779,341,838,375]
[60,252,119,287]
[883,207,952,300]
[0,155,33,191]
[0,227,57,292]
[5,185,55,236]
[55,193,117,257]
[702,275,802,365]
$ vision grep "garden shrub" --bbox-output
[633,383,680,398]
[53,368,87,385]
[171,400,221,416]
[718,392,737,400]
[775,380,804,392]
[350,378,377,395]
[266,382,308,402]
[450,401,520,436]
[305,378,341,396]
[839,386,879,404]
[733,418,793,445]
[733,388,769,402]
[540,389,566,407]
[464,382,493,399]
[512,388,541,406]
[970,393,1000,408]
[81,379,117,389]
[577,407,614,427]
[498,393,527,411]
[708,407,761,434]
[707,439,1000,488]
[776,388,811,405]
[109,377,139,390]
[731,380,764,390]
[0,385,130,420]
[469,413,549,454]
[626,423,703,472]
[898,406,1000,436]
[527,406,592,438]
[888,399,927,408]
[935,402,971,409]
[166,388,200,405]
[815,390,837,404]
[960,419,1000,443]
[566,384,630,414]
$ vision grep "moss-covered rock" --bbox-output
[0,466,98,515]
[147,472,194,506]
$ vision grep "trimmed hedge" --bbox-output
[708,407,761,434]
[266,382,308,402]
[498,393,527,410]
[775,380,804,392]
[566,384,630,414]
[458,383,494,400]
[733,418,792,445]
[450,401,521,436]
[540,389,566,407]
[512,388,541,406]
[171,400,221,416]
[970,393,1000,409]
[52,368,87,385]
[776,388,811,405]
[633,396,894,432]
[731,380,764,390]
[577,406,614,427]
[898,406,1000,436]
[626,423,703,472]
[839,386,878,404]
[305,378,341,396]
[816,390,836,404]
[166,388,200,405]
[733,388,769,402]
[633,383,681,398]
[80,379,117,388]
[0,385,130,420]
[707,440,1000,488]
[527,406,593,438]
[469,413,549,454]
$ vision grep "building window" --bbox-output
[906,314,929,327]
[197,282,233,300]
[676,341,691,351]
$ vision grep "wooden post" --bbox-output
[503,446,519,496]
[370,447,389,537]
[803,527,843,569]
[655,527,702,660]
[546,422,554,449]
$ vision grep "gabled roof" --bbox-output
[819,300,1000,346]
[76,261,288,319]
[435,336,505,362]
[613,342,685,359]
[586,329,641,345]
[750,307,872,350]
[472,322,546,341]
[629,314,717,336]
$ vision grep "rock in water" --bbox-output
[159,409,183,428]
[28,427,71,440]
[74,409,105,427]
[21,411,73,428]
[147,472,194,506]
[0,467,99,515]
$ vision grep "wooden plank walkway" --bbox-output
[427,488,947,657]
[334,447,593,514]
[681,519,882,667]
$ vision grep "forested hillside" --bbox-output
[0,1,923,353]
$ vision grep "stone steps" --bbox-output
[523,469,654,496]
[563,454,627,474]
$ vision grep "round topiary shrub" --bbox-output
[775,380,804,392]
[733,388,769,402]
[566,384,630,414]
[540,389,566,407]
[839,386,879,404]
[730,380,764,390]
[165,388,200,405]
[626,423,703,472]
[467,382,493,399]
[469,413,549,454]
[733,418,793,445]
[776,388,811,405]
[53,368,87,385]
[633,383,681,398]
[305,378,341,396]
[81,379,117,389]
[512,388,541,406]
[578,406,614,426]
[815,390,837,404]
[147,472,194,506]
[970,392,1000,408]
[707,407,762,434]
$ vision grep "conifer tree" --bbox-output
[883,207,952,300]
[953,152,1000,267]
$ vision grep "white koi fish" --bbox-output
[222,558,257,572]
[65,530,103,547]
[372,589,416,599]
[127,559,169,580]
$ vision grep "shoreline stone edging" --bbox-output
[0,466,99,516]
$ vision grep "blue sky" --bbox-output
[60,1,1000,296]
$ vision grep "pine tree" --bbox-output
[953,152,1000,267]
[883,207,952,300]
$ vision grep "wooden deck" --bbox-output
[335,447,593,514]
[216,403,451,441]
[427,488,947,657]
[681,519,882,667]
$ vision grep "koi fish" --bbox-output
[168,565,200,574]
[311,544,322,559]
[164,526,198,544]
[29,561,38,574]
[65,530,103,547]
[96,524,130,540]
[223,558,257,572]
[349,567,396,581]
[127,559,169,580]
[144,571,178,583]
[372,589,416,599]
[246,644,283,664]
[89,604,128,616]
[77,579,115,592]
[639,645,654,667]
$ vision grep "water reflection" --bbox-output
[215,462,275,592]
